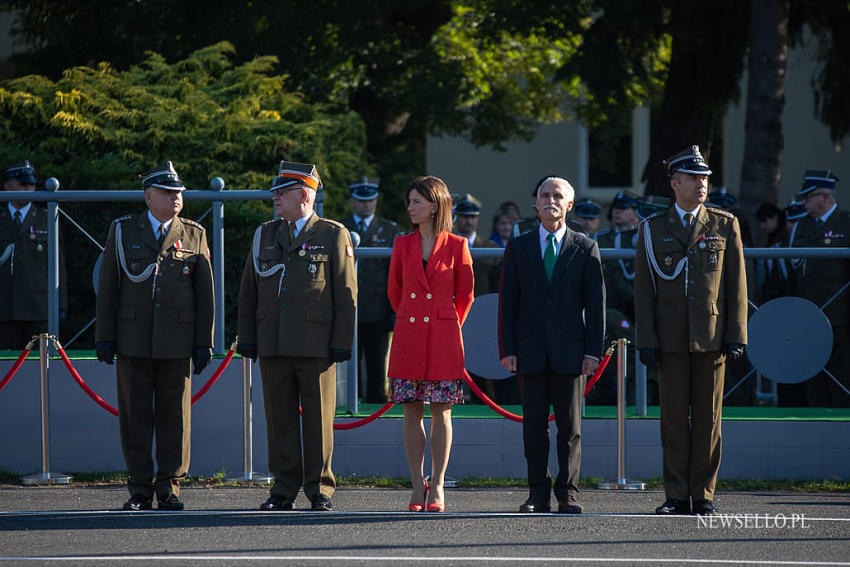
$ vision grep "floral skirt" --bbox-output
[388,378,465,405]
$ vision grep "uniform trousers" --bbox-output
[521,362,585,499]
[0,321,46,350]
[259,355,336,500]
[116,356,191,499]
[357,321,390,403]
[658,351,725,501]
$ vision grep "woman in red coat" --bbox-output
[387,176,474,512]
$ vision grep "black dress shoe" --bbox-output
[310,494,333,511]
[122,494,152,511]
[519,496,551,513]
[655,498,691,515]
[259,495,294,511]
[556,494,583,514]
[692,499,717,516]
[157,494,184,511]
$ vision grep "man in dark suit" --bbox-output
[498,176,605,514]
[0,160,68,348]
[238,161,357,512]
[96,161,215,511]
[339,177,398,403]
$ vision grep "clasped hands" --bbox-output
[500,355,599,376]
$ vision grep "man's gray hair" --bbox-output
[537,176,575,202]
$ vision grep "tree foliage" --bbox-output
[0,42,371,346]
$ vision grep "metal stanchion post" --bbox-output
[347,233,361,415]
[228,357,272,484]
[22,334,71,485]
[598,338,645,490]
[210,177,226,355]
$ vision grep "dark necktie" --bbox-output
[13,210,22,227]
[358,219,366,234]
[289,221,297,243]
[684,212,694,239]
[158,224,167,246]
[543,233,557,282]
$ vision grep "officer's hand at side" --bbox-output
[638,347,657,368]
[96,341,116,365]
[193,347,212,375]
[236,343,257,361]
[724,343,746,360]
[330,349,351,363]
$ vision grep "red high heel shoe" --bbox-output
[426,484,445,512]
[408,479,429,512]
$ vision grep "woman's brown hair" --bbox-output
[405,176,453,234]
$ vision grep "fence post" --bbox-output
[229,357,272,484]
[22,334,71,485]
[45,178,61,340]
[210,177,226,354]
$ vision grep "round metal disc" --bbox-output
[462,293,512,380]
[746,297,833,383]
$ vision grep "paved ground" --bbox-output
[0,486,848,566]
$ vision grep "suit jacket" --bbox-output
[386,230,474,381]
[0,205,68,321]
[95,213,215,359]
[634,206,748,352]
[790,208,850,327]
[498,226,605,376]
[340,215,399,324]
[238,213,357,358]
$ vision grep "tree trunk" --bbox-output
[739,0,789,234]
[643,1,750,197]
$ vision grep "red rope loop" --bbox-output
[463,343,617,423]
[334,402,395,430]
[0,347,32,393]
[191,348,236,404]
[56,344,119,416]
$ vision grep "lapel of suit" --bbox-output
[0,207,16,240]
[136,213,161,254]
[552,228,580,282]
[522,230,548,285]
[689,205,709,249]
[288,212,318,253]
[666,207,689,247]
[161,217,184,252]
[412,229,433,291]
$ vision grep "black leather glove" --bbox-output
[237,343,257,361]
[638,347,658,368]
[330,348,351,363]
[96,341,115,365]
[192,347,212,375]
[724,343,746,360]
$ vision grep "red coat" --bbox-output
[387,229,474,381]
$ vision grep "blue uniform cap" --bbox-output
[4,160,37,185]
[349,176,379,200]
[663,145,712,177]
[574,199,602,219]
[796,169,838,199]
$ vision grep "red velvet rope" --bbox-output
[334,402,395,430]
[56,343,236,416]
[191,349,236,404]
[0,348,31,393]
[462,350,614,423]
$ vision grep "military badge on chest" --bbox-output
[823,230,844,245]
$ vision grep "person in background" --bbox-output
[572,199,602,237]
[339,177,399,404]
[95,161,214,511]
[594,191,639,321]
[0,160,68,348]
[387,176,474,513]
[489,206,519,248]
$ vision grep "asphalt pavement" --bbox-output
[0,486,848,566]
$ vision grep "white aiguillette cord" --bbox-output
[114,222,160,298]
[642,221,689,295]
[0,243,14,275]
[251,224,286,296]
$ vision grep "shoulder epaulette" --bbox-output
[644,210,666,223]
[318,218,346,231]
[180,218,205,230]
[706,207,736,219]
[112,214,135,225]
[262,218,284,226]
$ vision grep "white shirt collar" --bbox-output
[291,212,312,237]
[674,202,702,226]
[8,202,32,221]
[147,211,173,238]
[353,213,375,230]
[820,202,838,223]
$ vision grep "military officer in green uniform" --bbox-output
[95,161,215,511]
[635,146,747,516]
[595,192,639,321]
[339,177,398,403]
[238,161,357,512]
[0,161,68,348]
[789,170,850,407]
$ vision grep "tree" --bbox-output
[0,42,371,346]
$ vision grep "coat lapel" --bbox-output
[689,205,709,249]
[666,207,689,246]
[552,228,580,281]
[411,229,432,291]
[136,214,161,253]
[288,213,318,252]
[161,217,184,252]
